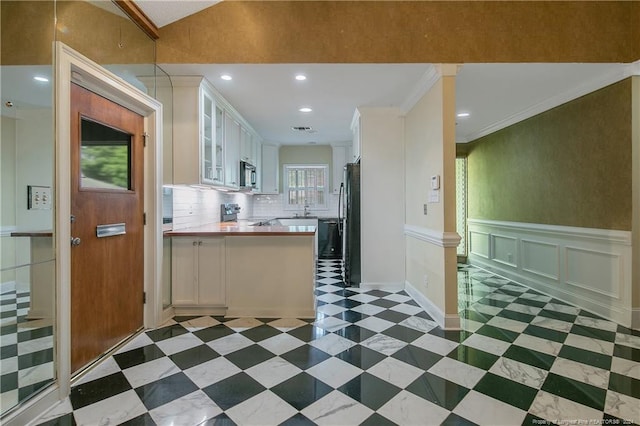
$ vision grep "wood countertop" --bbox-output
[10,230,53,237]
[165,222,316,237]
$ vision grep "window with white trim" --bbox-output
[283,164,328,210]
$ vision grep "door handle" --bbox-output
[71,237,81,246]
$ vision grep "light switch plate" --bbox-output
[27,185,52,210]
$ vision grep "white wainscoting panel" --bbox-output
[467,219,633,327]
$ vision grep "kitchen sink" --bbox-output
[274,218,318,226]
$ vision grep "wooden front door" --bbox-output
[70,83,145,374]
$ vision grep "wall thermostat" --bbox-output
[430,175,440,190]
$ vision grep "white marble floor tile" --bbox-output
[224,318,263,330]
[453,390,527,425]
[302,390,374,426]
[528,390,603,423]
[519,293,552,302]
[461,319,484,332]
[574,316,618,332]
[315,284,344,293]
[180,316,221,331]
[389,303,424,316]
[245,357,302,388]
[461,333,510,356]
[155,332,203,356]
[34,398,73,423]
[383,293,411,303]
[550,357,610,388]
[207,333,255,356]
[489,357,548,389]
[350,304,386,316]
[309,333,356,356]
[122,357,180,389]
[149,390,222,426]
[313,316,349,332]
[17,335,52,355]
[427,357,486,388]
[530,316,574,333]
[367,357,423,389]
[75,357,122,386]
[564,334,614,356]
[605,390,640,423]
[316,277,342,286]
[347,293,378,303]
[611,356,640,380]
[500,284,528,293]
[377,390,450,426]
[183,357,242,388]
[18,362,53,387]
[0,357,17,375]
[115,333,154,354]
[360,334,407,356]
[503,302,543,316]
[487,316,529,333]
[258,333,305,355]
[543,303,580,316]
[410,333,459,356]
[266,318,308,331]
[73,389,147,426]
[484,293,517,302]
[615,332,640,349]
[354,316,395,333]
[317,271,340,278]
[306,357,363,388]
[227,390,298,426]
[399,316,438,333]
[513,334,563,356]
[0,390,17,412]
[316,293,345,304]
[1,332,17,346]
[470,303,503,316]
[316,303,348,316]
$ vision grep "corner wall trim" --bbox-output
[404,280,460,330]
[404,224,461,248]
[399,65,440,113]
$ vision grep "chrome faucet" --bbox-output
[303,204,310,217]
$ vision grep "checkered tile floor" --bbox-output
[33,261,639,425]
[0,290,55,412]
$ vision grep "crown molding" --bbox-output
[399,64,440,114]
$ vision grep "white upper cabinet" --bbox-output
[332,145,347,194]
[224,113,241,189]
[351,109,361,162]
[261,144,279,194]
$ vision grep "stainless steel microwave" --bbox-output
[239,161,256,189]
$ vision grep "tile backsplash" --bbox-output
[170,186,254,230]
[253,193,340,219]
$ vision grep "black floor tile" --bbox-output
[578,310,605,320]
[18,326,53,342]
[69,372,131,410]
[279,413,316,426]
[335,344,386,370]
[1,324,17,335]
[381,324,423,343]
[558,345,612,370]
[35,413,77,426]
[202,372,265,411]
[1,344,17,359]
[392,345,443,371]
[474,324,519,343]
[280,344,331,370]
[523,324,568,344]
[360,413,398,426]
[193,324,235,343]
[613,344,640,362]
[334,325,376,343]
[476,298,510,309]
[538,309,578,324]
[332,299,362,309]
[1,372,17,392]
[570,324,617,343]
[332,310,368,323]
[447,345,499,370]
[522,413,547,426]
[271,372,332,410]
[169,344,219,370]
[240,324,282,342]
[337,372,400,410]
[374,310,410,324]
[503,345,555,370]
[607,372,640,399]
[200,413,238,426]
[616,325,640,337]
[459,310,491,323]
[541,372,607,411]
[120,413,156,425]
[113,344,166,370]
[225,344,275,369]
[513,298,547,309]
[172,315,202,323]
[145,324,189,342]
[18,379,52,401]
[135,372,198,410]
[496,309,535,324]
[18,347,54,369]
[369,299,398,309]
[496,288,524,298]
[428,328,472,343]
[365,290,392,298]
[406,372,470,410]
[474,372,538,411]
[286,324,329,343]
[441,412,478,426]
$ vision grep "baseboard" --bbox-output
[404,280,460,330]
[172,305,227,317]
[360,282,405,291]
[224,308,316,319]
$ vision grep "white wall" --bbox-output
[359,107,406,286]
[1,116,17,288]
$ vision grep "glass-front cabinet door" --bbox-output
[201,88,215,184]
[215,104,224,184]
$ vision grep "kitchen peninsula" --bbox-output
[166,222,317,319]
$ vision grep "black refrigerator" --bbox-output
[340,162,360,287]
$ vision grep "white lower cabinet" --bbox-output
[172,237,226,314]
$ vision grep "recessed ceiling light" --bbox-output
[299,107,312,113]
[220,74,232,81]
[457,112,470,118]
[34,76,49,82]
[295,74,307,81]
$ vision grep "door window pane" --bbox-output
[80,118,131,190]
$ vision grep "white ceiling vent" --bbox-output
[291,126,317,133]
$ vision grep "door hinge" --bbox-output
[143,212,147,225]
[142,132,149,147]
[143,292,146,304]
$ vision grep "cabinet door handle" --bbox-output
[193,241,197,246]
[198,241,203,246]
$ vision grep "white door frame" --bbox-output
[2,42,163,426]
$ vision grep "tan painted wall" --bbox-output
[466,79,632,231]
[1,116,17,284]
[158,1,640,64]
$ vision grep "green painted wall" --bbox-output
[466,78,632,230]
[279,145,333,192]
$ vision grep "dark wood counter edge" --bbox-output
[10,231,53,237]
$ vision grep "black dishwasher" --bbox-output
[318,218,342,259]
